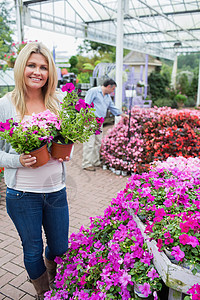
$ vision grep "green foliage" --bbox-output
[70,67,78,75]
[77,39,115,55]
[148,70,170,100]
[69,55,78,68]
[0,1,14,60]
[184,97,196,108]
[176,72,190,95]
[153,98,176,108]
[77,72,90,83]
[178,53,200,70]
[82,63,94,71]
[175,93,187,103]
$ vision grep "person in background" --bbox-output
[0,42,69,299]
[82,78,128,171]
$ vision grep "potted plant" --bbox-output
[50,82,104,159]
[175,93,187,108]
[4,52,16,68]
[0,110,60,167]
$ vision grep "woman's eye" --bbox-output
[41,66,48,70]
[27,64,35,68]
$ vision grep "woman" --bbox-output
[0,42,69,299]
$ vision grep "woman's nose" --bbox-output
[33,67,41,74]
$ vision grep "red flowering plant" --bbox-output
[54,83,104,144]
[0,167,4,180]
[100,107,200,174]
[124,156,200,274]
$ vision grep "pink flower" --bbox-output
[147,267,159,280]
[153,291,158,300]
[138,282,152,297]
[163,199,173,207]
[180,222,190,233]
[61,82,76,93]
[171,246,185,261]
[119,271,133,287]
[188,236,199,247]
[179,234,191,245]
[156,239,163,252]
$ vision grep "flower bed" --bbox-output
[100,107,200,174]
[44,156,200,300]
[45,195,163,299]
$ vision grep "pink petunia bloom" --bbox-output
[153,291,158,300]
[179,234,191,245]
[163,198,173,207]
[147,267,160,280]
[188,236,199,247]
[156,239,163,252]
[80,274,86,286]
[171,246,185,261]
[61,82,76,93]
[179,222,190,233]
[138,282,152,297]
[119,271,133,287]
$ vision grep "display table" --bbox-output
[129,211,200,300]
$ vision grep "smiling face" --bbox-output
[24,53,49,91]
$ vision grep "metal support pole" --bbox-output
[115,0,124,123]
[144,54,148,99]
[15,0,24,43]
[196,59,200,107]
[171,54,177,90]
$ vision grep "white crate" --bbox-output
[129,211,200,300]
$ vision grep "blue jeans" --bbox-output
[6,187,69,280]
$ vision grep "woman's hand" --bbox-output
[20,154,37,168]
[58,156,70,162]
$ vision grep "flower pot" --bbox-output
[122,170,128,176]
[115,169,121,175]
[102,164,107,170]
[51,140,74,160]
[29,144,50,168]
[7,60,15,68]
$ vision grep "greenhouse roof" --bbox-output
[0,70,15,87]
[22,0,200,60]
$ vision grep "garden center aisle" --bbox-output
[0,125,128,299]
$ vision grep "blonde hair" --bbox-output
[12,42,59,117]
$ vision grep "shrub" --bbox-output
[153,98,176,108]
[175,94,187,103]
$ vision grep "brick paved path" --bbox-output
[0,126,129,299]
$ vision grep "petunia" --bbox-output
[138,282,152,297]
[171,245,185,261]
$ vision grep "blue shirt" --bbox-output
[85,86,121,118]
